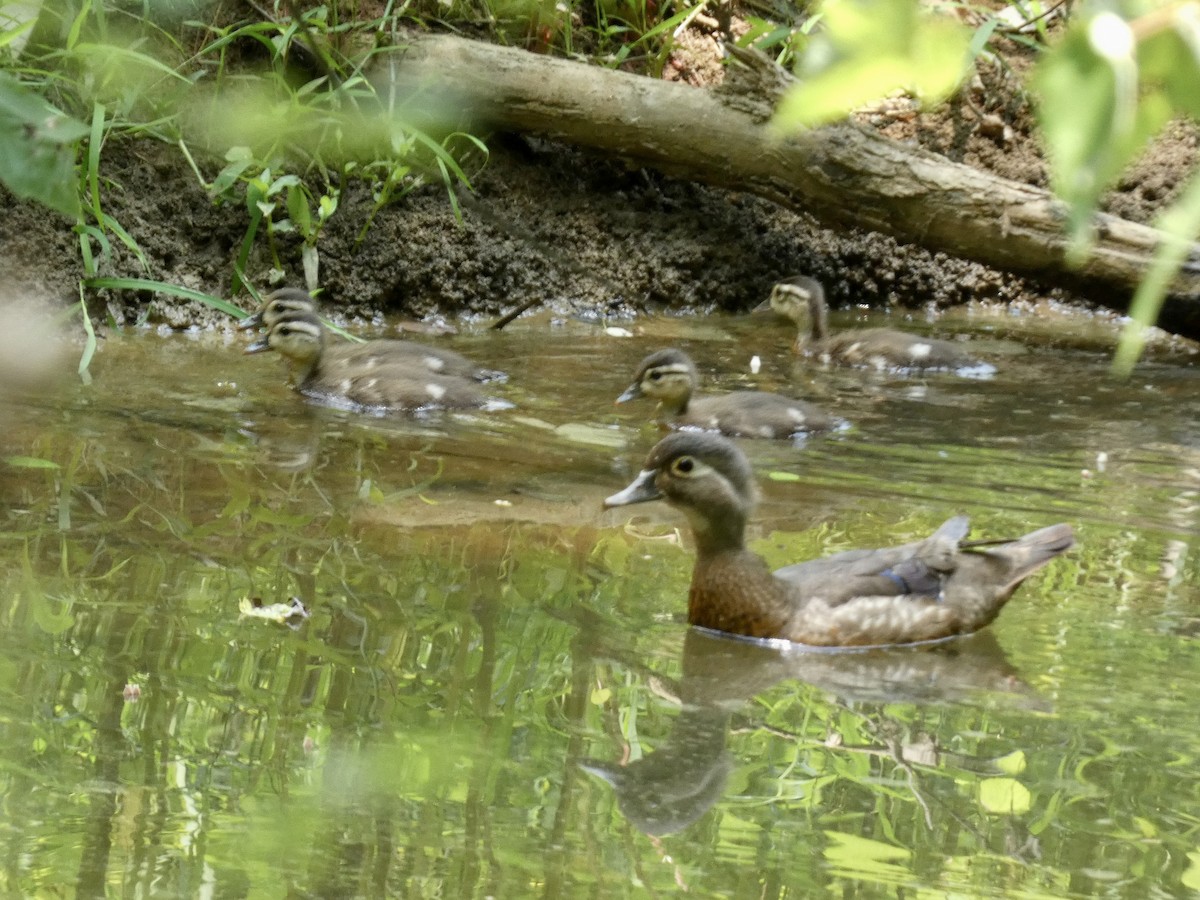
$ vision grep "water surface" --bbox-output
[0,306,1198,897]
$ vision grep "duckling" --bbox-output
[760,276,991,374]
[617,348,837,440]
[605,432,1074,647]
[245,310,492,412]
[239,288,504,382]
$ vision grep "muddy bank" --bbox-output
[0,34,1196,337]
[2,133,1107,331]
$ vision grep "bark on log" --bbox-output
[394,34,1200,338]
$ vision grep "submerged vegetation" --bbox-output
[0,322,1198,894]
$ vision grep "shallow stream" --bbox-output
[1,303,1198,897]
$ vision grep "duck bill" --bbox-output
[751,298,773,315]
[604,469,662,508]
[615,383,642,404]
[237,310,264,330]
[244,337,272,354]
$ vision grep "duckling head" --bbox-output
[759,276,828,341]
[245,310,325,374]
[617,348,699,411]
[238,287,319,331]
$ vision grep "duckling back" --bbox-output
[246,310,493,412]
[308,349,489,412]
[618,347,837,439]
[762,276,990,374]
[240,287,504,382]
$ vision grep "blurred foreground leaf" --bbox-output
[0,72,87,218]
[1032,11,1172,252]
[773,0,970,130]
[1032,3,1200,370]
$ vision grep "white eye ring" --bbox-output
[671,456,696,476]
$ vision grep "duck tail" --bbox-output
[996,523,1075,588]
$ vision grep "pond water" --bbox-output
[0,302,1198,898]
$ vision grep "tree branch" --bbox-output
[394,34,1200,337]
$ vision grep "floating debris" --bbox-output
[239,596,309,627]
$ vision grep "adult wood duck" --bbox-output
[604,432,1074,647]
[239,288,504,382]
[617,348,838,440]
[245,310,494,412]
[759,276,993,374]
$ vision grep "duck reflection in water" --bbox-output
[581,627,1036,837]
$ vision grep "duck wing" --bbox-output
[773,515,970,607]
[773,518,1074,646]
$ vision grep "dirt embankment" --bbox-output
[0,19,1196,334]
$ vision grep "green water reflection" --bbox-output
[0,311,1198,897]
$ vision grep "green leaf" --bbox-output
[993,749,1027,775]
[1113,170,1200,375]
[32,594,75,636]
[1141,20,1200,120]
[6,456,60,470]
[0,72,86,218]
[823,831,911,875]
[210,146,255,196]
[1183,851,1200,891]
[773,0,970,130]
[287,184,313,237]
[766,471,801,482]
[1033,12,1171,246]
[978,776,1031,815]
[84,277,246,318]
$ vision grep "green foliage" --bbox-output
[0,71,87,216]
[2,0,1198,366]
[764,0,1200,368]
[1031,2,1200,374]
[0,1,488,316]
[1032,7,1180,252]
[171,13,490,291]
[772,0,971,129]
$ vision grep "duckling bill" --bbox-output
[618,348,839,440]
[760,276,994,375]
[605,432,1074,648]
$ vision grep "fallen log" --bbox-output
[394,34,1200,339]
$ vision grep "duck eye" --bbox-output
[648,371,663,381]
[671,456,695,476]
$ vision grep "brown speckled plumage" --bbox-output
[245,310,491,412]
[604,432,1074,647]
[239,288,504,382]
[761,276,992,374]
[617,348,837,439]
